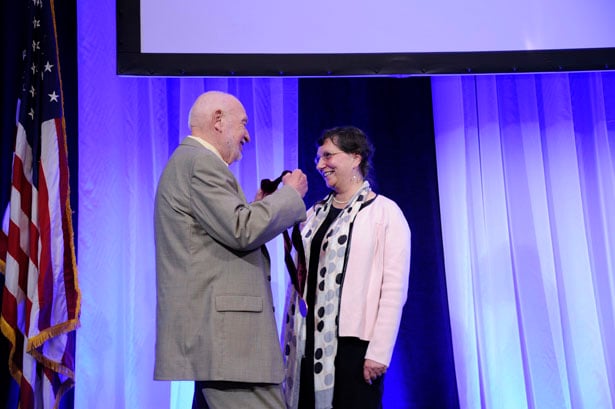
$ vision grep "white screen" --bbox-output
[141,0,615,54]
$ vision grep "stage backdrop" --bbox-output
[433,72,615,409]
[74,0,615,406]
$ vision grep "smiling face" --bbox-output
[315,138,361,194]
[217,99,250,164]
[188,91,251,165]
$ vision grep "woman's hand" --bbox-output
[363,359,387,384]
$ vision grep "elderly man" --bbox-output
[154,91,307,408]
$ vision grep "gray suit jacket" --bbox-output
[154,137,306,383]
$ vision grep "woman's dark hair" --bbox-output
[318,126,374,178]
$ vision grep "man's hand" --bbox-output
[282,169,308,198]
[363,359,387,385]
[254,189,266,201]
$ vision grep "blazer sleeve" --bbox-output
[365,201,411,366]
[189,154,306,251]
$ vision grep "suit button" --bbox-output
[267,275,271,282]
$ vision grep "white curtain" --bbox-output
[432,72,615,409]
[76,1,298,407]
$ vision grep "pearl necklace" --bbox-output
[333,179,367,205]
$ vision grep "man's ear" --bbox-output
[213,109,223,132]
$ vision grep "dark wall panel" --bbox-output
[298,77,459,409]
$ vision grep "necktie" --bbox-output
[260,171,306,295]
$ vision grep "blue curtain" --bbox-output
[432,72,615,409]
[76,2,298,408]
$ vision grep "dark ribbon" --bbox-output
[260,171,307,296]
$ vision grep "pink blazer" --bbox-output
[337,195,411,366]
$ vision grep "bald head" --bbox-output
[189,91,241,133]
[188,91,250,164]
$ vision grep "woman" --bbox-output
[283,126,411,409]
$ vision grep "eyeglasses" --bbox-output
[314,151,343,164]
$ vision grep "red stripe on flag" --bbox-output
[0,287,25,376]
[0,231,7,264]
[11,155,33,220]
[7,220,29,295]
[19,373,35,409]
[37,164,53,330]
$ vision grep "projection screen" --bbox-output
[117,0,615,76]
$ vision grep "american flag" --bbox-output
[0,0,81,406]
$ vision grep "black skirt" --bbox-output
[298,336,384,409]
